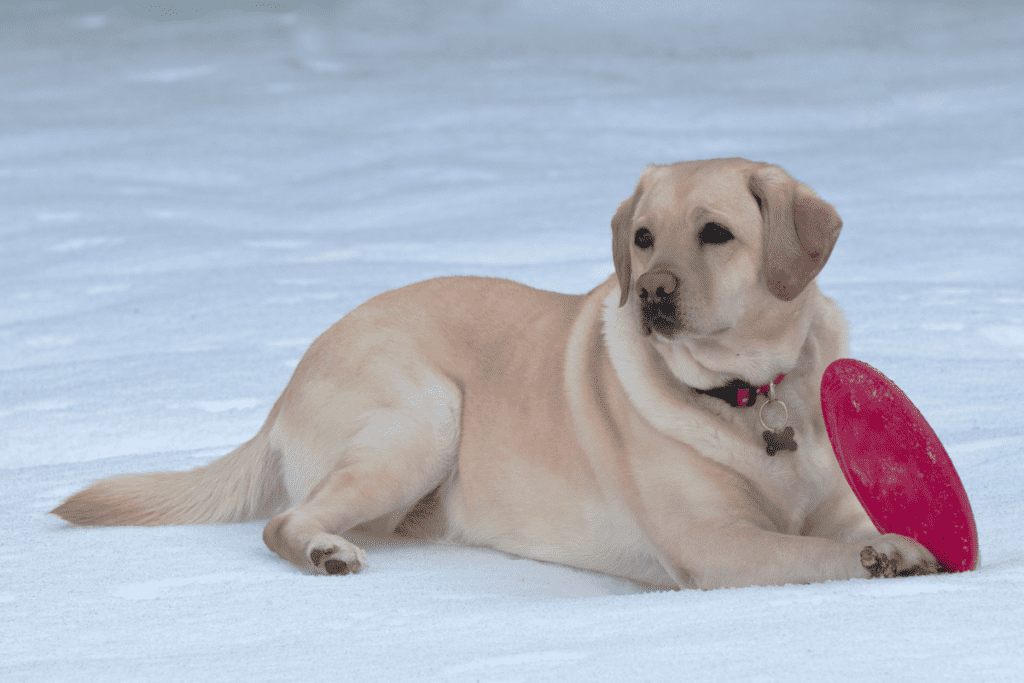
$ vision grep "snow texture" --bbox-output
[1,1,1023,680]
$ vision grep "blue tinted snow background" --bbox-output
[1,1,1023,680]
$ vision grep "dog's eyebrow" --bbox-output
[632,213,655,228]
[690,206,732,228]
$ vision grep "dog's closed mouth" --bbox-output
[643,317,677,337]
[640,302,679,337]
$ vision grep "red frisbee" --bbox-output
[821,358,979,572]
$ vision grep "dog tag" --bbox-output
[762,426,797,456]
[821,359,979,572]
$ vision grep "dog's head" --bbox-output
[610,158,842,384]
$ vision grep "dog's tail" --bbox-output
[50,417,286,527]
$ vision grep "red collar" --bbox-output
[694,374,785,408]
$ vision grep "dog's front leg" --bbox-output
[656,522,939,589]
[632,459,939,589]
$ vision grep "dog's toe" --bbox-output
[306,534,366,576]
[860,546,899,578]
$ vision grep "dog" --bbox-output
[52,158,940,589]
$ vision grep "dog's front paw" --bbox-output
[860,534,941,578]
[306,533,367,576]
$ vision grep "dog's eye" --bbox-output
[698,223,734,246]
[634,228,654,249]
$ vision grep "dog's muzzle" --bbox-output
[636,270,680,336]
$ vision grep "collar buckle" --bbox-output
[695,374,785,408]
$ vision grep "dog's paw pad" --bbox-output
[306,535,366,576]
[309,547,329,567]
[324,559,350,575]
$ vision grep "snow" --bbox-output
[2,0,1023,680]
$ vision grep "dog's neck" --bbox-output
[600,288,798,456]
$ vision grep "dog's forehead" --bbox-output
[638,162,759,227]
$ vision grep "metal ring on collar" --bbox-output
[759,397,789,432]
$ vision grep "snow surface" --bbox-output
[2,1,1023,680]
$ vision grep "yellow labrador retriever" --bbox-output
[53,158,940,589]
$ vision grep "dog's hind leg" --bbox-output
[262,377,461,575]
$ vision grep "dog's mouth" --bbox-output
[640,302,730,340]
[640,298,681,337]
[642,315,677,337]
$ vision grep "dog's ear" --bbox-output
[611,173,647,307]
[749,167,843,301]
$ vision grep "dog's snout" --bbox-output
[636,270,679,301]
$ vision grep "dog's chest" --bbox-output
[703,397,838,533]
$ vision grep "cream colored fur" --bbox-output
[52,158,939,589]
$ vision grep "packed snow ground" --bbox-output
[1,1,1023,680]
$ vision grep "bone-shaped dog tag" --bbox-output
[763,426,797,456]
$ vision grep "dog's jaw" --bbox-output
[604,289,730,391]
[654,334,792,390]
[652,334,735,389]
[607,283,818,391]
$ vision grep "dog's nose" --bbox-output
[636,270,679,301]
